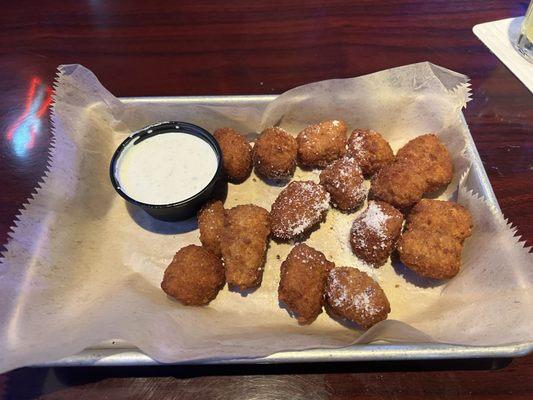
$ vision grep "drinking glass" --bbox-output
[516,1,533,61]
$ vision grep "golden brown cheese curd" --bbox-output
[278,244,334,325]
[297,120,347,168]
[220,204,270,289]
[326,267,390,329]
[270,181,330,240]
[346,129,394,177]
[161,245,225,306]
[213,128,253,182]
[253,127,298,181]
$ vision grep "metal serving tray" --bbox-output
[39,95,532,367]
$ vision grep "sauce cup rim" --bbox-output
[109,121,223,209]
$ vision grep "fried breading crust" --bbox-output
[346,129,394,177]
[406,199,473,241]
[213,128,253,182]
[220,204,270,289]
[161,245,225,306]
[397,199,473,280]
[350,201,404,267]
[395,134,453,192]
[326,267,390,329]
[253,127,298,180]
[369,160,427,210]
[278,244,335,325]
[369,134,453,210]
[319,157,367,212]
[297,120,347,168]
[397,230,462,279]
[270,181,330,240]
[197,200,225,257]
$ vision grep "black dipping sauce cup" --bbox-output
[109,121,223,221]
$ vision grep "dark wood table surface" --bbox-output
[1,0,532,398]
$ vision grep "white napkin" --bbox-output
[473,17,533,92]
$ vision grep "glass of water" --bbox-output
[517,1,533,61]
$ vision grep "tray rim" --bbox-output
[37,94,530,367]
[39,342,532,367]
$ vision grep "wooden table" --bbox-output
[1,0,532,398]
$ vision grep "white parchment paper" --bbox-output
[0,63,531,372]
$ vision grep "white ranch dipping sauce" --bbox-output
[116,132,218,205]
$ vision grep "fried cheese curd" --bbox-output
[346,129,394,177]
[297,120,347,168]
[326,267,390,329]
[406,199,473,240]
[213,127,253,182]
[350,201,404,267]
[161,245,225,306]
[278,244,334,324]
[253,127,298,181]
[270,181,330,240]
[220,204,271,289]
[319,157,366,212]
[395,134,453,193]
[197,200,225,257]
[397,199,473,280]
[370,134,453,210]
